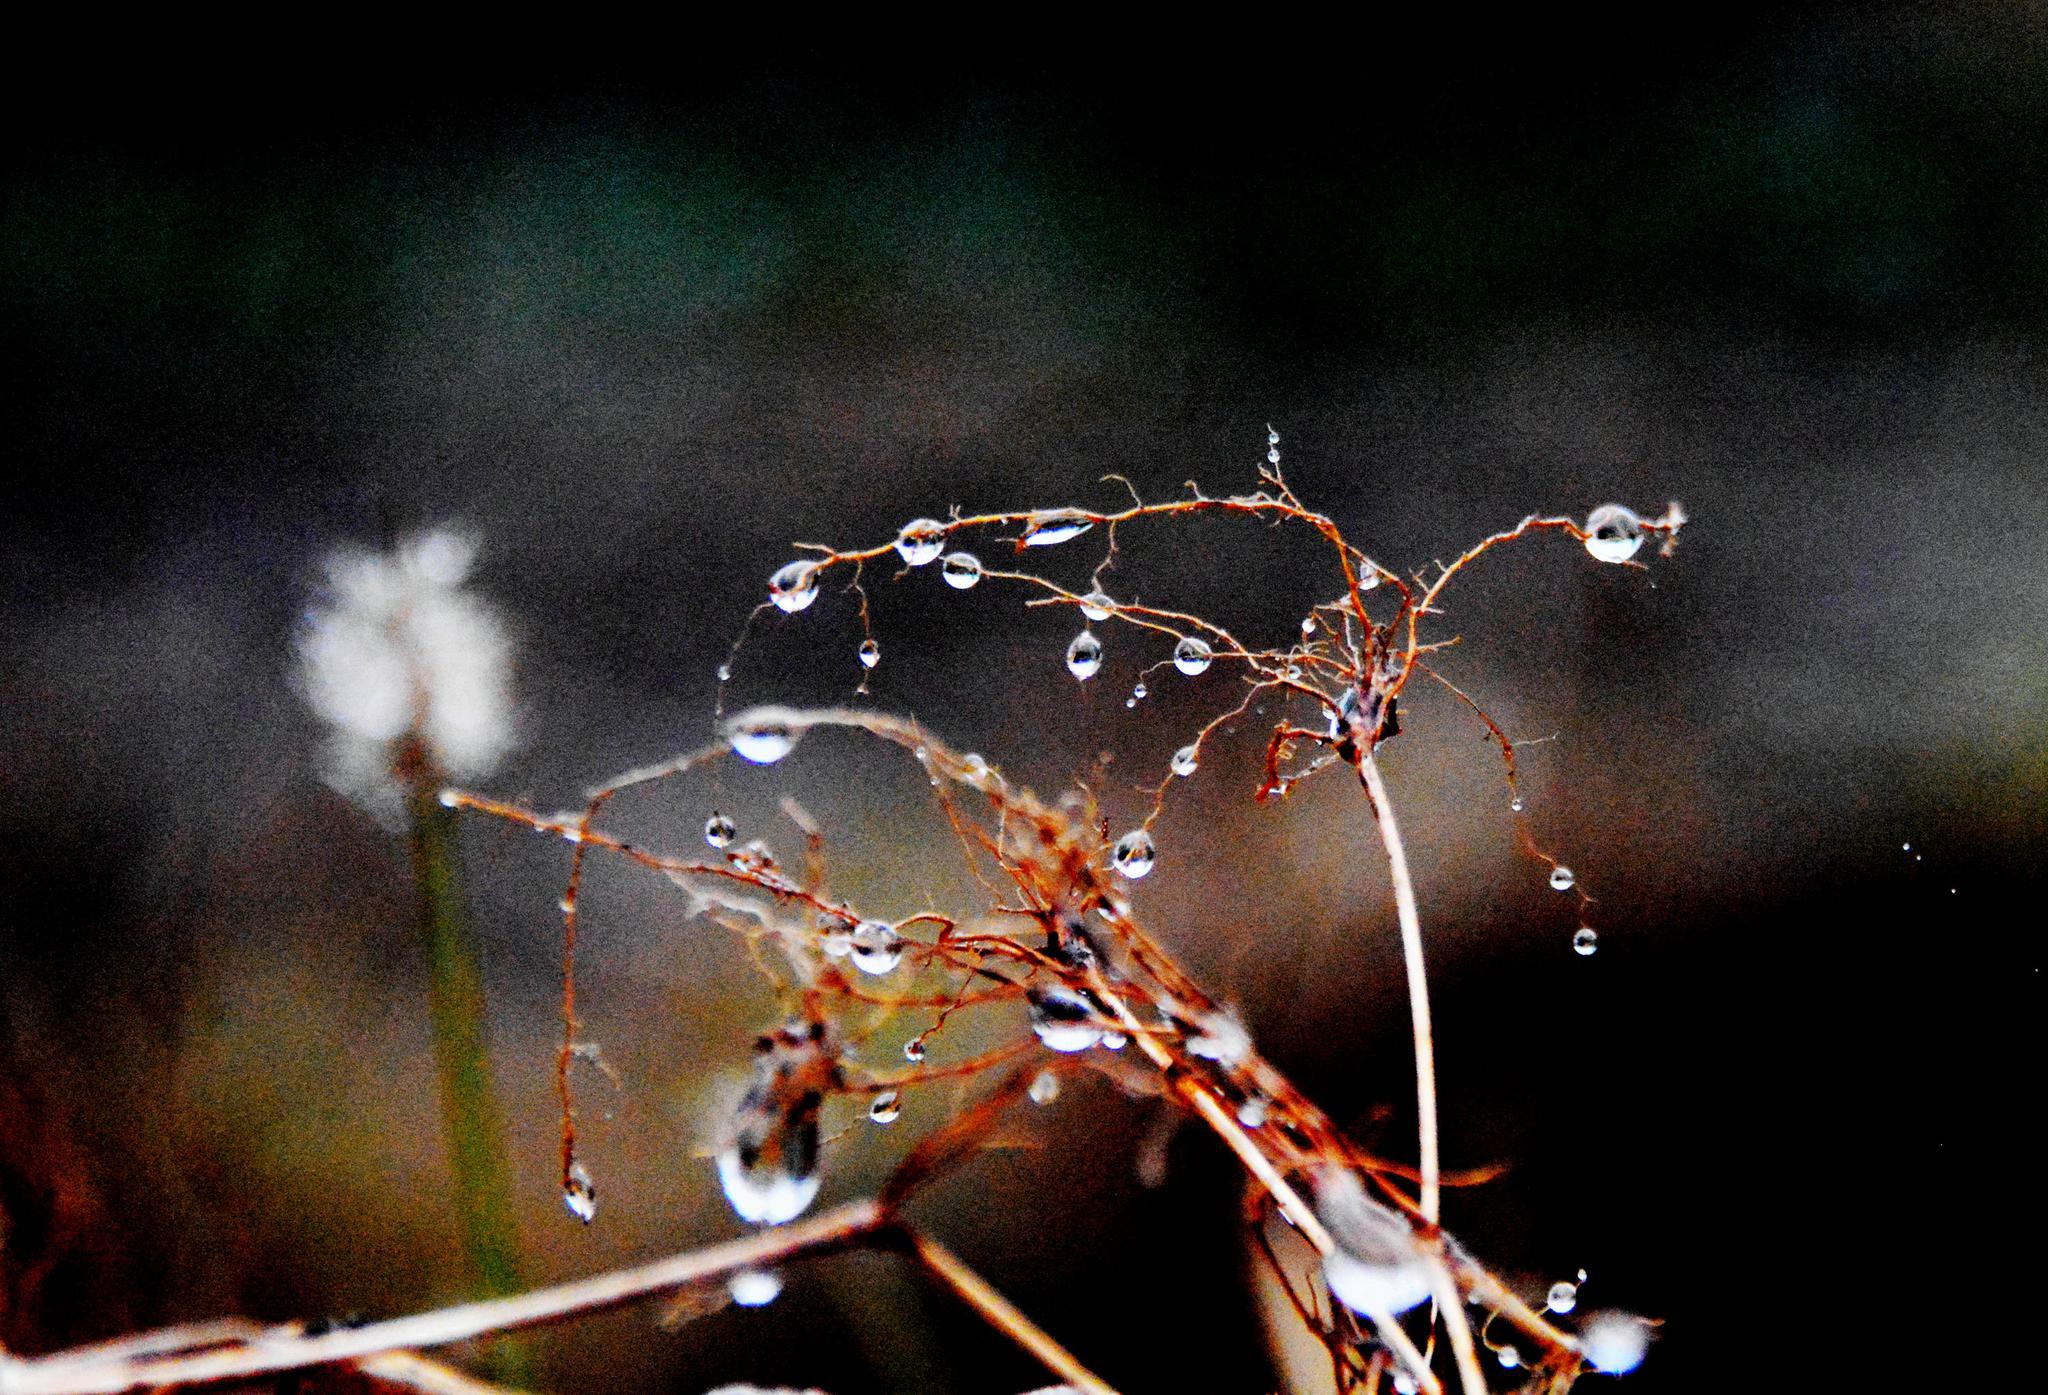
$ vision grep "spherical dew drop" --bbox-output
[1066,630,1104,681]
[894,518,946,566]
[767,559,820,613]
[1173,636,1214,676]
[940,551,982,589]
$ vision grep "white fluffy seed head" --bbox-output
[297,529,513,818]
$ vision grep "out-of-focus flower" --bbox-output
[297,530,513,817]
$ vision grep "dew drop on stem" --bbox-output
[940,552,982,589]
[895,518,946,566]
[1112,829,1156,879]
[857,638,880,669]
[1550,865,1576,892]
[1584,504,1646,564]
[728,1269,783,1307]
[902,1039,926,1063]
[868,1090,901,1124]
[730,714,799,765]
[767,560,820,613]
[849,921,904,976]
[1547,1280,1579,1313]
[1066,630,1103,681]
[1079,590,1113,621]
[1022,510,1093,547]
[704,811,736,848]
[1573,927,1599,956]
[1173,636,1213,676]
[1170,744,1198,777]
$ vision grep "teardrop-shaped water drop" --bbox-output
[1066,630,1104,681]
[1550,865,1576,892]
[857,638,880,669]
[730,713,799,765]
[849,921,904,976]
[1022,510,1093,547]
[1028,984,1105,1053]
[728,1269,783,1307]
[767,560,820,613]
[1112,829,1156,879]
[1547,1280,1579,1313]
[562,1161,597,1224]
[1583,504,1646,564]
[895,518,946,566]
[1173,636,1214,676]
[715,1145,821,1226]
[868,1090,901,1124]
[940,552,982,589]
[1102,1030,1128,1050]
[1028,1070,1060,1105]
[1573,927,1599,956]
[1079,590,1114,621]
[704,812,736,848]
[1170,744,1198,777]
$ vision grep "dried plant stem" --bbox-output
[1355,751,1440,1225]
[903,1230,1118,1395]
[0,1203,887,1395]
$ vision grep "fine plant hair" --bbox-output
[0,439,1683,1395]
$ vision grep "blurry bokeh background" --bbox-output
[3,16,2043,1391]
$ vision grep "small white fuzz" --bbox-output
[297,530,513,817]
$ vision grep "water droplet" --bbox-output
[1549,865,1575,892]
[1170,745,1199,777]
[1584,504,1646,564]
[1267,445,1280,464]
[1510,796,1524,812]
[1573,927,1599,956]
[1237,1096,1269,1128]
[1066,630,1104,681]
[1577,1267,1588,1283]
[849,921,905,976]
[767,560,820,613]
[868,1090,901,1124]
[1313,1169,1433,1317]
[1133,682,1148,700]
[1267,426,1280,447]
[1028,1070,1060,1105]
[940,551,983,589]
[1497,1345,1521,1370]
[819,922,854,957]
[717,663,732,681]
[1301,616,1316,639]
[1022,510,1093,547]
[1547,1280,1579,1313]
[1173,636,1214,676]
[857,638,881,669]
[436,788,460,808]
[730,714,799,765]
[704,812,736,848]
[903,1039,927,1063]
[895,518,946,566]
[715,1146,821,1226]
[1101,1031,1128,1050]
[1079,590,1114,621]
[728,1269,783,1307]
[1359,568,1381,590]
[1392,1371,1418,1395]
[1028,985,1105,1053]
[562,1161,597,1224]
[1112,829,1157,879]
[1580,1312,1653,1374]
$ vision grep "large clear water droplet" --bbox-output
[1028,1070,1060,1105]
[562,1161,597,1224]
[940,552,983,589]
[1170,744,1198,777]
[1079,590,1113,621]
[857,638,881,669]
[1112,829,1156,879]
[728,1269,783,1307]
[1550,865,1576,892]
[1028,985,1105,1053]
[1573,927,1599,956]
[730,712,800,765]
[704,812,736,848]
[895,518,946,566]
[868,1090,901,1124]
[1066,630,1104,681]
[1547,1280,1579,1313]
[1173,636,1214,676]
[715,1146,821,1226]
[1022,510,1093,547]
[1584,504,1646,564]
[767,560,820,613]
[849,921,905,976]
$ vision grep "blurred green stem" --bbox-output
[404,745,529,1382]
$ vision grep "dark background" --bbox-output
[3,15,2043,1391]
